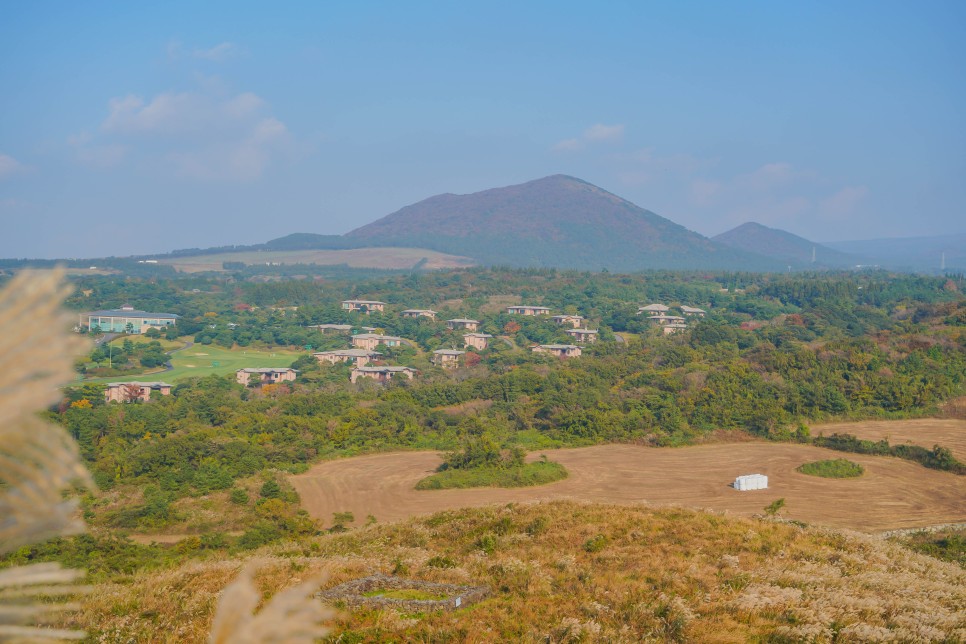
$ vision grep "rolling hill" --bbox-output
[344,175,780,271]
[713,222,859,268]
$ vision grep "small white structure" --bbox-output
[733,474,768,491]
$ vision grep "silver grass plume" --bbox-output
[0,270,94,642]
[208,565,335,644]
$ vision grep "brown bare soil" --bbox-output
[290,442,966,533]
[812,418,966,461]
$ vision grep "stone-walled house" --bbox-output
[351,333,404,351]
[565,328,599,343]
[532,344,582,358]
[463,332,493,350]
[341,300,386,314]
[105,381,172,403]
[314,349,382,367]
[680,306,706,317]
[350,366,417,384]
[638,304,669,315]
[446,318,480,331]
[507,305,551,316]
[310,324,353,334]
[401,309,437,319]
[432,349,465,368]
[236,368,298,386]
[551,314,584,328]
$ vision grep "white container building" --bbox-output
[733,473,768,491]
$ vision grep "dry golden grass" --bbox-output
[64,501,966,642]
[811,418,966,461]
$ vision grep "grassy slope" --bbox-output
[68,501,966,642]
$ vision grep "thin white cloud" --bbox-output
[0,153,25,179]
[553,123,625,151]
[192,42,237,62]
[819,185,868,217]
[75,81,292,181]
[551,138,581,152]
[169,117,290,180]
[102,91,264,135]
[167,40,239,62]
[583,123,624,142]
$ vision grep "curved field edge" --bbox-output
[64,501,966,642]
[415,461,568,490]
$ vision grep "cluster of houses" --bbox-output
[96,298,712,400]
[637,303,705,334]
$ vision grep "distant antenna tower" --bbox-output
[941,252,946,271]
[811,246,816,263]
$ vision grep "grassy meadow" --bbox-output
[82,339,304,383]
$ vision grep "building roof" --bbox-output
[535,344,580,350]
[106,381,172,388]
[311,324,353,330]
[447,318,480,324]
[433,349,465,356]
[463,332,494,338]
[509,305,550,310]
[342,299,385,305]
[401,309,436,314]
[552,314,584,320]
[352,333,403,341]
[638,304,669,312]
[237,368,298,374]
[680,306,707,313]
[87,309,179,319]
[354,366,416,373]
[566,328,599,334]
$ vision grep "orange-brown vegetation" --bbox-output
[66,502,966,642]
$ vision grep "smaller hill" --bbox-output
[714,222,858,268]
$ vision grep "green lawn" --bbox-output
[82,342,305,383]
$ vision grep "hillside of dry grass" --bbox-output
[66,501,965,642]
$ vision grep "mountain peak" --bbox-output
[345,177,778,271]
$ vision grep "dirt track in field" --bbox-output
[811,418,966,461]
[290,441,966,533]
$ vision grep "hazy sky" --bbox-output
[1,1,963,258]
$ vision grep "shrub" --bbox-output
[229,488,250,505]
[797,458,864,478]
[584,535,607,553]
[260,480,282,499]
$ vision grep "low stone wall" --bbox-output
[318,573,489,612]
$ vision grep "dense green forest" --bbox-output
[9,267,966,573]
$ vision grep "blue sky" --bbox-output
[1,1,963,258]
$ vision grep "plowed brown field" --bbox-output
[811,418,966,461]
[290,440,966,532]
